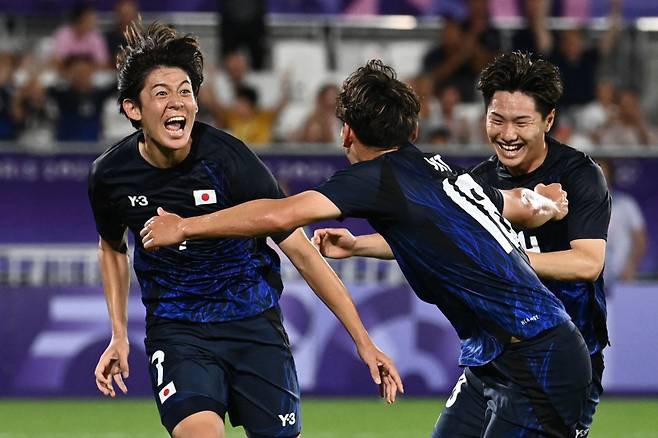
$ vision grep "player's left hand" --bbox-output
[140,207,185,250]
[357,343,404,404]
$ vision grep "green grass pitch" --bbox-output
[0,397,656,437]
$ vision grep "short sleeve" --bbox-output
[313,162,384,219]
[225,142,292,242]
[563,162,611,241]
[87,163,126,242]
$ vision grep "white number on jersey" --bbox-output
[151,350,165,386]
[443,174,521,254]
[518,231,541,253]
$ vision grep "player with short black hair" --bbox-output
[467,51,610,438]
[140,59,592,437]
[89,23,401,438]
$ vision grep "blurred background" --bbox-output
[1,0,658,436]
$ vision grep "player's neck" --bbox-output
[357,144,400,162]
[139,138,192,169]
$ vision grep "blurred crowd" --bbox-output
[0,0,657,151]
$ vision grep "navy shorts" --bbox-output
[144,306,301,437]
[433,321,592,438]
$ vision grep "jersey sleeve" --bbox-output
[225,141,292,243]
[313,161,385,219]
[563,162,611,241]
[87,162,126,242]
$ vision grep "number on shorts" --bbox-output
[151,350,165,386]
[445,372,467,408]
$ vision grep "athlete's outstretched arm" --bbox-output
[141,191,342,249]
[312,228,394,260]
[500,183,568,229]
[279,228,403,403]
[95,235,131,397]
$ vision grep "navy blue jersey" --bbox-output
[470,137,610,354]
[315,144,570,366]
[88,122,291,323]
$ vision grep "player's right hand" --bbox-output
[95,337,130,398]
[312,228,357,259]
[534,183,569,221]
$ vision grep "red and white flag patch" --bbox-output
[158,381,177,404]
[193,189,217,206]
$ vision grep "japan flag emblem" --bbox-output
[158,381,176,404]
[193,189,217,206]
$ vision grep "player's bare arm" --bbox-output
[312,229,394,260]
[95,235,131,397]
[311,183,567,261]
[500,183,568,228]
[141,190,341,249]
[527,239,606,281]
[278,228,403,403]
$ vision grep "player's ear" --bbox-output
[341,123,353,148]
[544,109,556,132]
[122,98,142,123]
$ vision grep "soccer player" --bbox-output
[313,52,611,438]
[88,23,402,438]
[140,59,592,437]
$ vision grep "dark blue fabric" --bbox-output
[89,122,289,322]
[315,144,570,366]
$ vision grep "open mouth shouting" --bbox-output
[164,116,187,137]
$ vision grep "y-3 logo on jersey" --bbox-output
[424,154,452,172]
[128,195,149,207]
[278,412,296,427]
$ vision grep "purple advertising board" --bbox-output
[1,152,657,397]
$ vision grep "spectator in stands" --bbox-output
[511,0,553,54]
[576,79,618,144]
[0,50,20,140]
[219,0,268,70]
[597,89,657,146]
[221,84,289,146]
[290,84,340,144]
[13,74,55,149]
[48,55,116,142]
[421,17,478,102]
[429,84,470,145]
[104,0,139,61]
[598,159,647,286]
[50,2,110,71]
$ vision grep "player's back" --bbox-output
[470,137,610,355]
[318,143,570,366]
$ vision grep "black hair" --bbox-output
[336,59,420,148]
[116,21,204,128]
[70,2,95,24]
[477,51,563,119]
[235,85,259,107]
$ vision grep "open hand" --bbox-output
[95,337,130,397]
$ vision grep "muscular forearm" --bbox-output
[282,231,372,348]
[354,234,395,260]
[98,242,131,337]
[502,188,562,229]
[528,248,603,282]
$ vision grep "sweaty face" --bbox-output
[485,91,553,176]
[130,67,198,152]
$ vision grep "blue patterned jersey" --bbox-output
[471,137,610,354]
[315,143,570,366]
[88,122,290,323]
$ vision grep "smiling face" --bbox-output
[485,91,554,176]
[123,66,198,154]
